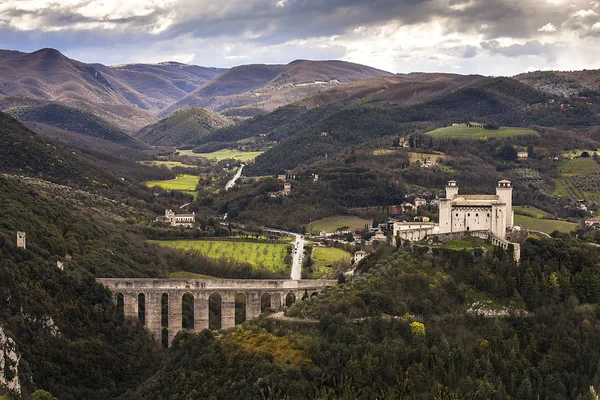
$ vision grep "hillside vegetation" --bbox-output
[6,103,143,147]
[137,108,233,146]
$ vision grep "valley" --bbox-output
[3,46,600,400]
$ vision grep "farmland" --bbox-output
[152,239,290,272]
[553,157,600,204]
[513,205,554,219]
[140,160,195,169]
[178,148,263,162]
[426,124,538,139]
[310,215,372,234]
[407,151,447,164]
[514,215,578,234]
[311,247,351,277]
[145,174,199,198]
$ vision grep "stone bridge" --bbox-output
[97,278,336,347]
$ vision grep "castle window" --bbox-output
[487,213,490,217]
[467,213,470,217]
[475,213,478,217]
[456,213,458,217]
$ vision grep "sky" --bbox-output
[1,0,600,76]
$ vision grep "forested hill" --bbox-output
[5,103,145,148]
[0,111,123,188]
[136,107,233,146]
[128,237,600,399]
[247,77,598,174]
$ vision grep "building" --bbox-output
[585,218,600,228]
[517,152,528,159]
[160,209,196,228]
[353,250,368,263]
[282,183,292,196]
[439,180,513,240]
[369,230,388,244]
[414,198,427,207]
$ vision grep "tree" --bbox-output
[497,144,518,161]
[409,136,415,148]
[582,151,590,158]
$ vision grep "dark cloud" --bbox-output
[480,39,559,61]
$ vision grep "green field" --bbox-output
[311,247,351,277]
[426,124,538,139]
[513,205,554,219]
[514,215,578,234]
[168,271,218,280]
[310,215,372,234]
[152,240,290,272]
[145,174,199,197]
[140,161,195,169]
[178,149,263,162]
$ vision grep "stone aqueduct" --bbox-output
[97,278,336,347]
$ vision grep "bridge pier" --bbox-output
[168,293,183,345]
[145,292,162,345]
[246,291,262,321]
[195,294,209,331]
[123,293,137,320]
[221,292,236,329]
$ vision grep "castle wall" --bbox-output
[450,206,493,233]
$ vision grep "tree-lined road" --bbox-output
[264,228,305,280]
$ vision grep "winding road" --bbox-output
[225,164,245,191]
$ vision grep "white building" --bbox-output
[353,250,367,263]
[439,180,513,240]
[163,209,196,228]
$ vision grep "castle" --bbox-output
[439,180,513,240]
[393,180,520,261]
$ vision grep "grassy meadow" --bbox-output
[513,205,554,219]
[311,247,351,277]
[514,215,578,234]
[140,160,194,169]
[310,215,372,234]
[152,240,290,272]
[168,271,218,280]
[426,124,538,139]
[178,149,263,162]
[145,174,199,199]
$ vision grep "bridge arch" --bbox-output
[285,292,296,307]
[209,292,222,330]
[260,293,272,313]
[116,293,124,318]
[161,328,168,349]
[138,293,145,325]
[161,293,168,327]
[182,292,194,330]
[235,292,247,325]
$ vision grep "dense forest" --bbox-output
[122,237,600,399]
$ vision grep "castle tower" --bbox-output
[496,179,513,229]
[16,231,26,249]
[445,180,459,200]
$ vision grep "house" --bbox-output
[353,250,368,263]
[517,152,528,159]
[414,198,427,207]
[369,230,388,244]
[585,218,600,227]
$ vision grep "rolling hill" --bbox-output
[160,59,394,117]
[0,48,226,131]
[5,102,144,148]
[244,76,597,174]
[515,69,600,97]
[137,107,233,146]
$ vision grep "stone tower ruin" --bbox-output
[16,231,26,249]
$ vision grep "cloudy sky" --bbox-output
[1,0,600,75]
